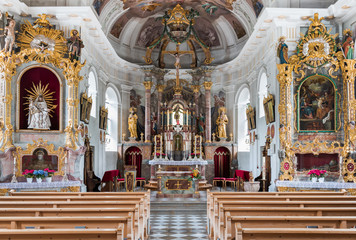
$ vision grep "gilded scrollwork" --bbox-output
[15,138,66,176]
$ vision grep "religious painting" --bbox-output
[224,14,247,39]
[99,106,108,130]
[263,94,275,124]
[246,0,264,17]
[246,105,256,130]
[110,12,130,39]
[92,0,110,16]
[136,17,164,47]
[154,134,162,154]
[80,92,92,124]
[298,75,336,132]
[22,148,58,171]
[17,66,62,131]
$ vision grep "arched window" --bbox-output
[88,71,97,117]
[105,87,118,151]
[258,72,268,118]
[237,88,250,152]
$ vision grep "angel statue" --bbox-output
[67,29,84,61]
[28,95,51,130]
[216,107,228,139]
[277,36,288,64]
[128,107,138,139]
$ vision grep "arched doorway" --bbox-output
[125,147,143,177]
[214,147,231,178]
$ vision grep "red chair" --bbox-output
[225,175,237,190]
[235,170,251,191]
[116,171,125,191]
[101,170,120,192]
[136,177,146,188]
[213,177,226,188]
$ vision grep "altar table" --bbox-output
[276,180,356,194]
[0,181,82,195]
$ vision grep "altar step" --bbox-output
[151,201,207,212]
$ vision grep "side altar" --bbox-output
[149,160,207,198]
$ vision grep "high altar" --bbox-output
[122,4,235,197]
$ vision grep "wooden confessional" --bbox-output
[84,136,101,192]
[255,137,271,192]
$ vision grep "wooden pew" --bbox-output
[0,201,144,240]
[0,216,133,240]
[235,227,356,240]
[0,228,125,240]
[226,216,356,240]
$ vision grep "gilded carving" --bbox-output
[15,138,66,176]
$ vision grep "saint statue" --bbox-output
[67,29,84,61]
[342,29,354,59]
[27,149,56,170]
[197,113,205,136]
[28,95,51,130]
[2,14,16,54]
[277,36,288,64]
[216,107,228,139]
[128,107,138,139]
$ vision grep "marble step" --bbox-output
[151,202,206,212]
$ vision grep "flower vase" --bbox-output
[46,177,52,183]
[311,177,317,183]
[193,179,199,194]
[26,178,33,183]
[36,178,43,183]
[318,177,325,183]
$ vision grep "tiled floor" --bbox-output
[149,211,209,240]
[149,192,209,240]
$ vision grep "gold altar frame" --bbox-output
[15,138,66,176]
[277,13,356,182]
[15,64,64,133]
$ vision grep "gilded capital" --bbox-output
[191,85,200,93]
[157,84,165,92]
[143,81,153,90]
[203,81,213,90]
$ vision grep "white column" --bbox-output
[121,84,132,141]
[224,85,235,140]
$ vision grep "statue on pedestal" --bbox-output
[128,107,138,139]
[342,29,354,59]
[277,36,288,64]
[216,107,228,139]
[67,29,84,61]
[2,13,16,54]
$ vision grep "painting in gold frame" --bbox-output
[80,92,92,124]
[99,106,108,130]
[263,94,275,124]
[246,105,256,130]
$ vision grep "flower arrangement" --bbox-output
[188,169,202,181]
[308,169,327,179]
[22,169,35,178]
[155,153,166,156]
[33,170,47,179]
[44,168,56,177]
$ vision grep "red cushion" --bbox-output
[225,178,237,181]
[213,177,226,180]
[136,177,145,180]
[117,178,125,182]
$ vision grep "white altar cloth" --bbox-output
[148,160,208,165]
[0,181,81,189]
[276,180,356,189]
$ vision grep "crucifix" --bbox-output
[162,45,194,93]
[175,180,182,189]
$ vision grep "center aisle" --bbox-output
[148,192,209,240]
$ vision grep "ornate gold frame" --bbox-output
[277,13,356,182]
[15,138,66,176]
[15,64,64,133]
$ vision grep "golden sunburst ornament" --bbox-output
[17,14,67,57]
[24,81,57,117]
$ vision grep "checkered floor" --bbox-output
[149,211,208,240]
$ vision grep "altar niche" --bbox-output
[161,95,193,161]
[17,65,63,132]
